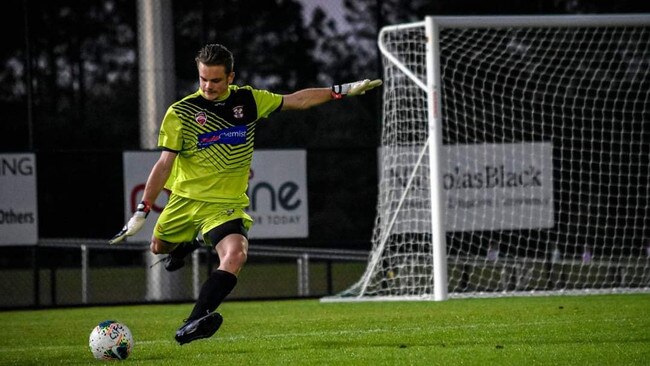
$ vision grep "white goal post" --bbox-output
[323,14,650,302]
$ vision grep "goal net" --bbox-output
[324,15,650,302]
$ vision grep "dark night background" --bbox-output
[1,0,648,250]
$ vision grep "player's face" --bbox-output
[198,62,234,101]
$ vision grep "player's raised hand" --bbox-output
[109,201,151,244]
[331,79,383,98]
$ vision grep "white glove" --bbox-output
[109,201,151,244]
[331,79,383,99]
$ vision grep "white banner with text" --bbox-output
[0,153,38,245]
[380,142,554,232]
[122,150,308,242]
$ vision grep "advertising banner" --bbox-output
[122,149,308,241]
[443,142,554,231]
[381,142,554,232]
[248,149,308,238]
[0,153,38,245]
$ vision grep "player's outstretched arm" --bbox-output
[109,150,176,244]
[282,79,382,111]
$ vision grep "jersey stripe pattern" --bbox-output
[158,85,282,205]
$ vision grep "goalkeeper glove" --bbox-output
[331,79,382,99]
[109,201,151,244]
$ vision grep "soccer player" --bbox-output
[109,44,381,345]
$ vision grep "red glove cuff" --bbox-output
[137,200,151,214]
[331,85,346,100]
[331,91,344,100]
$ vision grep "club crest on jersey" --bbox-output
[197,125,247,148]
[232,105,244,119]
[195,111,208,126]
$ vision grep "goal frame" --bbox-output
[435,14,648,302]
[323,14,650,303]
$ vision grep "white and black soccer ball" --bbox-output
[88,320,134,360]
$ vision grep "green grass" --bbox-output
[1,294,648,365]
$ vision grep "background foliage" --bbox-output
[1,0,648,244]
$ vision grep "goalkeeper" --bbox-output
[109,43,381,345]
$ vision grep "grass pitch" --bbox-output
[0,294,648,365]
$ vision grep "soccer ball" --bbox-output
[88,320,134,360]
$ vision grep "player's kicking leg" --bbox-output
[175,220,248,345]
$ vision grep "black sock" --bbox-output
[170,239,201,259]
[188,269,238,320]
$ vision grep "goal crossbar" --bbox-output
[428,14,650,28]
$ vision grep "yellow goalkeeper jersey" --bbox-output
[158,85,283,205]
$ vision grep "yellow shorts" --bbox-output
[153,193,252,246]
